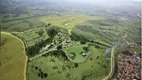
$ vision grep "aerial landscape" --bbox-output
[0,0,141,80]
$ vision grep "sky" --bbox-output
[43,0,141,4]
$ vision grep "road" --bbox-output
[103,47,115,80]
[29,47,57,60]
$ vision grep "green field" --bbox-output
[0,32,27,80]
[65,45,84,54]
[40,14,104,33]
[64,45,91,63]
[71,17,141,47]
[26,46,110,80]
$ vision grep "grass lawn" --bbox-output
[64,45,91,63]
[0,32,27,80]
[26,56,70,80]
[65,45,84,54]
[40,14,104,34]
[68,46,110,80]
[27,46,110,80]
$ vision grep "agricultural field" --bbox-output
[13,27,50,47]
[1,17,46,32]
[0,32,27,80]
[40,14,105,33]
[72,17,141,46]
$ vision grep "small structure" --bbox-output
[69,53,76,60]
[105,49,110,55]
[81,52,87,57]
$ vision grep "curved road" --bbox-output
[103,47,115,80]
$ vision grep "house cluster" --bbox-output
[69,52,87,60]
[54,31,81,49]
[114,53,141,80]
[120,43,140,48]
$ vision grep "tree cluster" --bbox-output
[47,27,58,38]
[26,38,52,58]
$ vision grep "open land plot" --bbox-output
[26,45,110,80]
[72,27,113,47]
[0,32,27,80]
[40,14,105,34]
[63,45,91,63]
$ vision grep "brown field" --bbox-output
[0,32,27,80]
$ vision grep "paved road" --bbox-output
[29,47,57,60]
[103,47,115,80]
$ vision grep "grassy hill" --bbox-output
[0,32,27,80]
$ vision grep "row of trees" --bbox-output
[26,38,52,58]
[71,31,89,43]
[42,50,68,61]
[26,26,59,58]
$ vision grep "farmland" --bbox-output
[72,17,141,46]
[1,17,46,32]
[40,14,104,33]
[0,32,27,80]
[12,27,50,47]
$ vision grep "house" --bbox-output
[81,52,87,57]
[69,53,76,60]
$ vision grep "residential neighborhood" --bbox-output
[114,52,141,80]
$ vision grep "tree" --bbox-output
[35,66,38,70]
[80,41,86,44]
[74,63,79,68]
[45,25,48,27]
[57,45,62,50]
[48,23,51,26]
[47,27,58,38]
[38,29,44,36]
[83,47,88,52]
[43,73,48,78]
